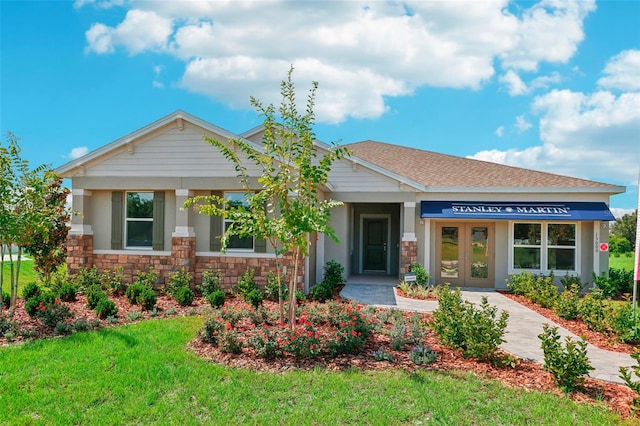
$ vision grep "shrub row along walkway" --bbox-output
[340,277,635,384]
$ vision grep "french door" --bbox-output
[435,223,494,287]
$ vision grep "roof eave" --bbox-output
[425,186,626,195]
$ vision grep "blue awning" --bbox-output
[420,201,615,221]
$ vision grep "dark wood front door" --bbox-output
[363,218,388,272]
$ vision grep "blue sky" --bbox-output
[1,0,639,216]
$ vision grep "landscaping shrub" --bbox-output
[207,289,226,308]
[327,303,371,355]
[125,283,146,305]
[619,350,640,413]
[553,289,580,320]
[528,274,558,308]
[219,330,243,354]
[409,345,437,365]
[247,329,282,359]
[592,272,617,299]
[323,260,345,289]
[609,267,634,295]
[372,349,393,362]
[167,269,193,295]
[54,321,72,335]
[390,323,407,350]
[559,273,584,293]
[137,287,157,311]
[606,301,640,343]
[57,282,77,302]
[539,324,593,393]
[85,285,107,310]
[103,267,127,296]
[135,268,159,288]
[409,262,430,287]
[506,272,534,296]
[73,265,102,291]
[198,269,222,298]
[431,286,509,363]
[39,302,73,328]
[245,289,264,308]
[94,298,118,319]
[309,281,333,302]
[201,315,225,344]
[2,291,11,309]
[24,292,55,318]
[236,269,258,299]
[173,286,194,307]
[577,289,608,333]
[22,282,41,301]
[265,271,286,301]
[397,281,435,299]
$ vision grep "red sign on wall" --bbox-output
[599,243,609,252]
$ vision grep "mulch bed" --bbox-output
[1,292,638,418]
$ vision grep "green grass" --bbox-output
[1,259,39,297]
[0,317,629,425]
[610,253,635,272]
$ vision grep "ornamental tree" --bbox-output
[186,67,350,326]
[0,132,70,311]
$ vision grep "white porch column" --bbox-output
[402,201,417,242]
[422,218,431,282]
[69,189,93,235]
[172,189,195,237]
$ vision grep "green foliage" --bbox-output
[134,267,158,289]
[592,272,617,299]
[309,281,333,302]
[559,273,583,293]
[609,234,632,254]
[137,287,157,311]
[409,262,430,286]
[56,282,77,302]
[1,291,9,309]
[507,272,558,308]
[577,289,608,333]
[125,283,145,305]
[264,271,286,301]
[553,289,580,320]
[94,298,118,319]
[247,328,282,359]
[245,288,264,308]
[619,350,640,413]
[606,301,640,343]
[198,269,222,298]
[432,286,509,362]
[538,324,594,393]
[397,281,435,299]
[236,269,257,299]
[102,267,126,296]
[389,323,407,350]
[409,345,437,365]
[201,315,225,345]
[22,281,41,301]
[167,269,193,294]
[219,330,243,354]
[372,349,393,362]
[323,260,345,288]
[85,285,107,310]
[327,303,371,355]
[611,209,637,251]
[173,286,194,307]
[73,266,102,291]
[608,268,634,295]
[207,289,226,308]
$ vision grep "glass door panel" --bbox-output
[440,226,460,279]
[470,227,489,279]
[436,223,494,287]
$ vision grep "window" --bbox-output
[126,192,154,248]
[224,191,254,250]
[511,222,577,272]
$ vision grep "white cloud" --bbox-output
[597,49,640,92]
[610,207,636,219]
[515,115,532,133]
[74,0,123,10]
[82,0,596,123]
[499,71,527,96]
[495,126,505,137]
[69,146,89,159]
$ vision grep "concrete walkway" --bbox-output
[340,276,636,384]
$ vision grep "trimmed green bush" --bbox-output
[95,298,118,319]
[539,324,593,393]
[236,269,257,298]
[57,282,77,302]
[553,289,580,320]
[73,265,102,291]
[199,269,222,298]
[323,260,345,289]
[309,281,333,302]
[578,289,607,333]
[245,289,264,308]
[609,268,633,295]
[85,285,107,310]
[22,282,41,301]
[265,271,286,301]
[167,269,192,295]
[174,286,194,307]
[619,350,640,413]
[607,301,640,343]
[207,289,226,308]
[137,287,157,311]
[1,291,10,309]
[125,283,146,304]
[409,262,430,287]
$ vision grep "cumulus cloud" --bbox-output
[82,0,596,123]
[495,126,505,137]
[597,49,640,92]
[499,70,562,96]
[69,146,89,159]
[515,115,532,133]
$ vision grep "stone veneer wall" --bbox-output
[400,240,418,276]
[66,235,304,290]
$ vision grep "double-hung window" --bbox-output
[126,192,154,248]
[511,222,577,273]
[224,191,254,250]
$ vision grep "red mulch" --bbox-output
[497,291,639,355]
[1,293,637,419]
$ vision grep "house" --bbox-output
[55,110,624,291]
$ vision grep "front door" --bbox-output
[363,218,388,273]
[435,223,494,287]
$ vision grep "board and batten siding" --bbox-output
[86,122,263,178]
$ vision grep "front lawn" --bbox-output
[610,254,635,272]
[1,259,39,297]
[0,316,629,425]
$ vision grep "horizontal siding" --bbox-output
[327,159,400,192]
[88,123,263,177]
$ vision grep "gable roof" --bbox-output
[345,140,624,194]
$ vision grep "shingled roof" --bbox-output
[346,140,622,190]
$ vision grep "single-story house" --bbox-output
[56,110,624,291]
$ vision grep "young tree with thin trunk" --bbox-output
[186,67,350,326]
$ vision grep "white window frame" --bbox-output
[224,191,254,252]
[125,191,154,250]
[508,221,580,275]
